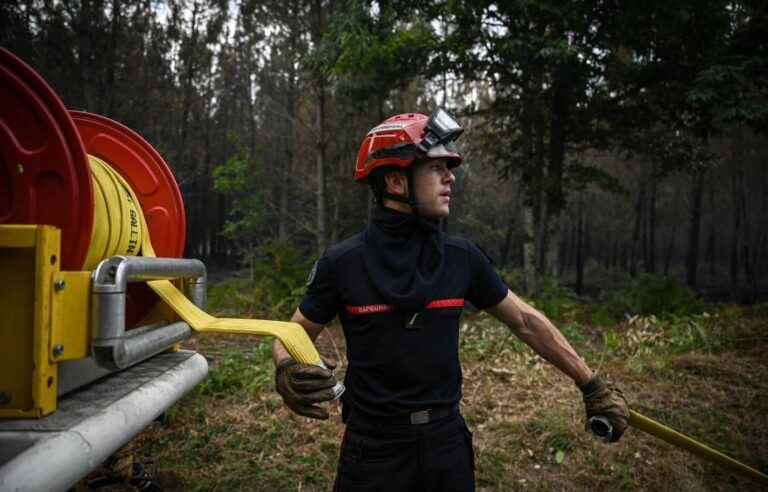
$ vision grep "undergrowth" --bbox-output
[99,274,767,492]
[207,240,309,319]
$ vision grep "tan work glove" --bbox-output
[275,357,338,420]
[579,374,630,442]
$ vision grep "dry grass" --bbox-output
[82,307,768,491]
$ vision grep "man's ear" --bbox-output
[383,170,408,196]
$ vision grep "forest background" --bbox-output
[3,0,767,307]
[3,1,768,490]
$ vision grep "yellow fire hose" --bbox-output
[86,155,333,371]
[590,410,768,484]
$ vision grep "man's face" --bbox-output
[412,159,456,219]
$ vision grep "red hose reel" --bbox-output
[0,47,187,324]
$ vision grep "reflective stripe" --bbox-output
[426,298,464,309]
[345,298,464,316]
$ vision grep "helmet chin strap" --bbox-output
[381,168,421,216]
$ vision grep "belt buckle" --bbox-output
[410,409,431,425]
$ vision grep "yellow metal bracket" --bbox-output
[49,271,92,363]
[0,225,60,418]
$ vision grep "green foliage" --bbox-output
[558,321,588,348]
[598,274,704,320]
[207,239,311,319]
[565,161,627,194]
[749,302,768,318]
[195,342,273,397]
[459,313,525,362]
[597,309,745,377]
[327,1,435,104]
[206,278,255,316]
[498,268,525,294]
[212,146,264,245]
[534,277,581,323]
[250,239,312,317]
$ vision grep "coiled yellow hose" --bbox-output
[85,155,322,365]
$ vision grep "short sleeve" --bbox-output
[298,255,341,325]
[465,241,508,309]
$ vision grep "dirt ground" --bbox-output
[79,309,768,491]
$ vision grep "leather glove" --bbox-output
[579,374,630,443]
[275,357,338,420]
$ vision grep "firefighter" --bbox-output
[272,109,629,491]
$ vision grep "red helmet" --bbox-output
[354,109,464,182]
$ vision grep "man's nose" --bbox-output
[443,169,456,184]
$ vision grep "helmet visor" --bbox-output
[426,142,462,165]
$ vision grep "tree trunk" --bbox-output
[542,37,571,279]
[575,198,584,295]
[535,189,548,273]
[520,68,539,293]
[500,212,515,268]
[177,0,201,173]
[557,228,567,275]
[664,231,675,277]
[567,221,578,273]
[279,57,297,242]
[104,0,121,116]
[547,216,561,277]
[523,203,537,295]
[756,232,767,282]
[311,0,329,255]
[621,243,629,273]
[706,226,716,280]
[730,165,743,298]
[315,89,327,254]
[646,166,657,273]
[738,167,757,302]
[76,0,96,111]
[630,184,645,276]
[640,198,648,272]
[686,170,705,288]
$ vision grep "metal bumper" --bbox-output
[0,351,208,492]
[91,256,207,370]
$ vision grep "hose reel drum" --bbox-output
[0,48,338,420]
[0,48,203,416]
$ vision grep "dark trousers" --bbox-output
[333,412,475,492]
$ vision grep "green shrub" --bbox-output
[207,239,311,319]
[249,239,311,318]
[750,302,768,317]
[599,274,703,319]
[498,268,525,294]
[207,278,256,316]
[535,277,581,323]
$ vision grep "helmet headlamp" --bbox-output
[417,108,464,153]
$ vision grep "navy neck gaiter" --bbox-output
[362,206,445,312]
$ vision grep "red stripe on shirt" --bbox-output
[345,298,464,315]
[425,298,465,309]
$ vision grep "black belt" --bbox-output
[350,404,459,426]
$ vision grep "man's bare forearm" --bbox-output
[487,291,592,386]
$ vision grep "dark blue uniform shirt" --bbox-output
[299,232,508,418]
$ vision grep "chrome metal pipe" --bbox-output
[92,322,192,371]
[91,256,207,370]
